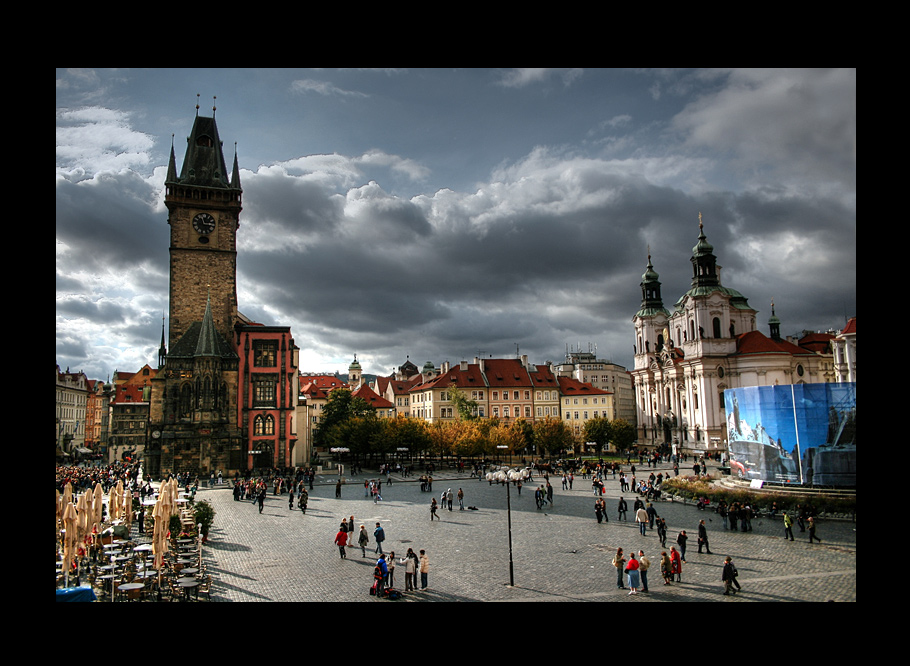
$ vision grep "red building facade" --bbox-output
[236,324,298,470]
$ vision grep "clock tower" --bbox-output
[147,104,246,478]
[164,104,242,348]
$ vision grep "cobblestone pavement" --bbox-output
[196,467,856,602]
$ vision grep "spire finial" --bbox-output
[212,96,217,116]
[195,93,200,115]
[698,211,703,230]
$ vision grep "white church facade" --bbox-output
[631,215,837,455]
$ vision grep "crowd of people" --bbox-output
[331,518,431,597]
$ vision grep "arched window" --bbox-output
[713,317,722,338]
[254,414,275,436]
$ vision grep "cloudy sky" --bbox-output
[56,68,856,382]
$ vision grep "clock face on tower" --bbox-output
[193,212,216,234]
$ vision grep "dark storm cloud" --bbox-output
[56,69,855,381]
[56,170,167,272]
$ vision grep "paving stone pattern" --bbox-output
[197,467,856,602]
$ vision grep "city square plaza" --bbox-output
[160,461,855,603]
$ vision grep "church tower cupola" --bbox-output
[768,299,782,341]
[636,248,669,318]
[691,212,720,289]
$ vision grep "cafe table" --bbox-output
[118,582,145,601]
[177,577,200,601]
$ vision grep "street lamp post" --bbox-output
[493,447,516,587]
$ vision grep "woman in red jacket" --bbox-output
[334,528,348,559]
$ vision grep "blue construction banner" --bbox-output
[723,383,855,486]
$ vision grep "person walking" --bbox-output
[657,517,667,547]
[646,502,658,529]
[335,479,342,498]
[808,516,822,543]
[638,550,651,592]
[334,526,348,559]
[257,487,266,513]
[594,499,604,524]
[457,488,465,510]
[612,547,626,589]
[358,524,369,557]
[288,488,295,510]
[430,497,439,520]
[419,550,430,589]
[783,511,795,541]
[374,522,386,554]
[676,530,688,562]
[635,505,649,535]
[617,496,628,521]
[697,519,713,554]
[722,556,741,595]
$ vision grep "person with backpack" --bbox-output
[374,554,389,596]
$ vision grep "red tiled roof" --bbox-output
[841,317,856,335]
[798,332,834,353]
[414,363,486,391]
[557,376,611,395]
[530,364,560,387]
[111,384,145,404]
[352,384,394,409]
[735,330,812,356]
[481,358,532,388]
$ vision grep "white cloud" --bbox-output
[289,79,369,98]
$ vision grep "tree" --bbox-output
[610,418,637,455]
[313,388,374,449]
[331,414,382,462]
[583,416,613,455]
[447,385,479,420]
[383,416,430,459]
[532,417,574,458]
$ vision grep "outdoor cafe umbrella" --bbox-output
[110,481,123,522]
[93,483,104,534]
[121,484,133,530]
[62,501,78,586]
[152,481,175,570]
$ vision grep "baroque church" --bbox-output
[147,105,298,479]
[631,215,835,455]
